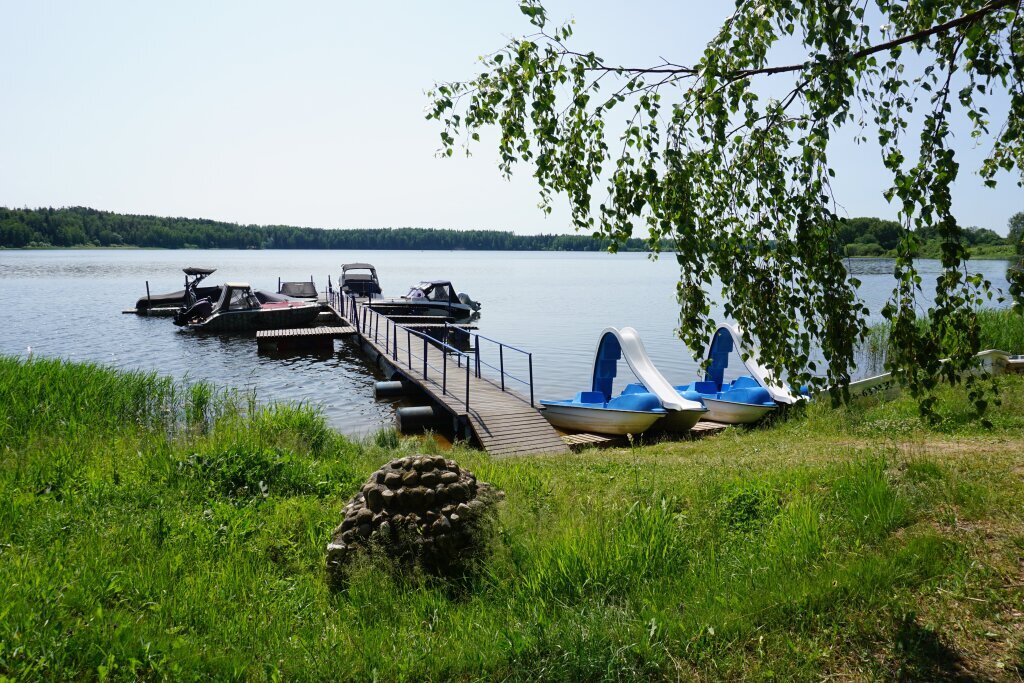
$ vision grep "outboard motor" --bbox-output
[457,293,481,311]
[173,298,213,326]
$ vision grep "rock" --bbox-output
[365,486,384,511]
[325,455,501,581]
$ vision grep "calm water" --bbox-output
[0,250,1012,436]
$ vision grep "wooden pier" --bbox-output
[256,325,355,352]
[330,296,569,457]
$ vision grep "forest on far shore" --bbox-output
[0,206,1020,257]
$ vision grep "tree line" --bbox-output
[0,206,648,251]
[838,214,1022,258]
[1,206,1019,257]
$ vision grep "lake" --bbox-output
[0,250,1013,436]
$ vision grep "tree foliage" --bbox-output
[428,0,1024,417]
[1009,210,1024,254]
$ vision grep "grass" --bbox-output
[2,356,1024,680]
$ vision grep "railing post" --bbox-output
[422,336,428,379]
[407,329,411,368]
[465,360,470,413]
[393,323,397,361]
[475,336,481,378]
[529,353,534,407]
[499,345,505,391]
[443,347,447,395]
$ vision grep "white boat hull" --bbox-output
[540,404,665,435]
[701,398,775,424]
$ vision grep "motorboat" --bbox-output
[135,267,289,316]
[371,280,481,321]
[135,267,222,314]
[174,282,319,332]
[340,263,383,299]
[674,323,800,424]
[277,277,318,301]
[539,326,706,435]
[540,391,667,435]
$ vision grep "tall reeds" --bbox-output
[859,307,1024,373]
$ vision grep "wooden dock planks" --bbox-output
[337,300,569,457]
[255,325,356,351]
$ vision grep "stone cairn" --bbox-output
[326,455,499,580]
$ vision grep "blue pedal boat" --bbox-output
[539,327,706,435]
[676,376,777,424]
[540,390,667,436]
[674,324,800,424]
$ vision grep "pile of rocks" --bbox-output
[326,455,499,579]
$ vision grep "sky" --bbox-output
[0,1,1021,235]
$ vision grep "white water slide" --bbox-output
[704,323,800,405]
[592,324,800,408]
[592,327,705,412]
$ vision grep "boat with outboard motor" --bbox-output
[135,267,222,314]
[540,326,707,435]
[370,280,481,321]
[174,282,319,332]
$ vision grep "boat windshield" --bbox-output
[424,283,455,302]
[227,288,260,311]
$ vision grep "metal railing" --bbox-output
[446,323,535,407]
[329,292,537,412]
[339,294,472,413]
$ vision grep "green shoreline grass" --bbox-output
[2,356,1023,680]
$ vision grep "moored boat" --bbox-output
[277,277,318,301]
[540,391,667,435]
[673,323,800,424]
[175,282,320,332]
[676,377,777,424]
[135,267,221,314]
[539,326,705,436]
[340,263,383,299]
[371,280,481,322]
